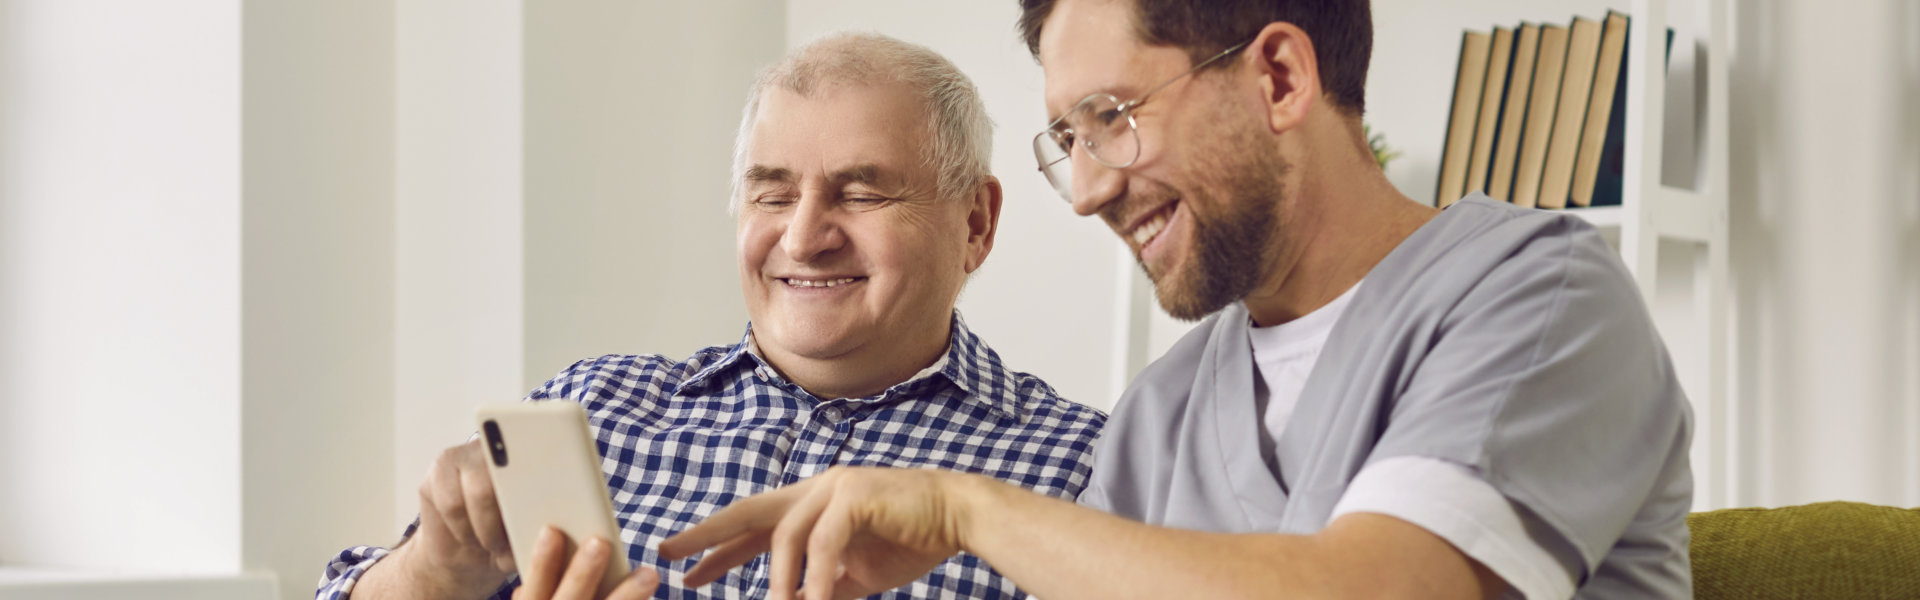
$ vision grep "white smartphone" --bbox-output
[477,401,630,596]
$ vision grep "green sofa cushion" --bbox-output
[1689,501,1920,599]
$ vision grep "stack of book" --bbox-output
[1434,11,1664,210]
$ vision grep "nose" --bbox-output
[780,193,845,263]
[1068,144,1125,217]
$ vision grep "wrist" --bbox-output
[947,472,1010,555]
[388,542,475,600]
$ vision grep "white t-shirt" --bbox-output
[1249,281,1574,600]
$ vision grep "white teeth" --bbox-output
[782,277,859,288]
[1131,207,1173,247]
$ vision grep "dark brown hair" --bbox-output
[1018,0,1372,116]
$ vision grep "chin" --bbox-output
[762,317,862,359]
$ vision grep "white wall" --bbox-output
[786,0,1129,409]
[0,0,244,574]
[394,0,527,530]
[522,1,786,391]
[239,2,398,600]
[1723,0,1919,508]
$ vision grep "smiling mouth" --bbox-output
[779,277,865,288]
[1127,202,1179,248]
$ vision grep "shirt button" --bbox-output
[818,406,844,422]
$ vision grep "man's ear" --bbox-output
[963,176,1003,274]
[1251,22,1322,134]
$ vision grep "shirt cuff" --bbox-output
[314,545,394,600]
[1329,455,1575,600]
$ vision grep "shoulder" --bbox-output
[1418,200,1614,276]
[1365,200,1640,333]
[1004,368,1108,439]
[943,316,1107,438]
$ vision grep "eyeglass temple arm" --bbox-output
[1126,40,1254,110]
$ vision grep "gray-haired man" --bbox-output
[315,32,1105,600]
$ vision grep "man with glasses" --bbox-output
[314,32,1106,600]
[662,1,1694,599]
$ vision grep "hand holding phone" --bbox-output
[478,401,631,598]
[375,437,518,599]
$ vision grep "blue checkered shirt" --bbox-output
[317,312,1106,599]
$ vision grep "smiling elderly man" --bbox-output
[314,32,1105,600]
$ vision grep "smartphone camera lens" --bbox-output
[481,419,509,467]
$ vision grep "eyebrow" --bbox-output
[742,165,793,184]
[741,164,887,187]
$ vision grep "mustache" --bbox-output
[1099,186,1178,231]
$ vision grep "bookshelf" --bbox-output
[1109,0,1735,511]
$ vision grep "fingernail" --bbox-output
[538,525,557,545]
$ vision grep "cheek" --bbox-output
[736,218,779,277]
[882,218,968,285]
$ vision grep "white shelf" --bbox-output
[1619,0,1732,512]
[0,568,277,600]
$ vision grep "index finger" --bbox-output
[659,486,797,560]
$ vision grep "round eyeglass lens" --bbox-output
[1067,94,1141,168]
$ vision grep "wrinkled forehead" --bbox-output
[745,82,931,184]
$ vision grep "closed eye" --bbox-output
[751,194,797,208]
[844,195,895,207]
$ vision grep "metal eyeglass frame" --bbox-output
[1031,39,1254,203]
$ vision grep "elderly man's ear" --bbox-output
[963,176,1004,274]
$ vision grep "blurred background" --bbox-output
[0,0,1912,598]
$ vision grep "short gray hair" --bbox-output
[730,32,994,211]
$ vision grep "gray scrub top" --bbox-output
[1079,196,1694,598]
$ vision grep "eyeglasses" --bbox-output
[1031,40,1253,203]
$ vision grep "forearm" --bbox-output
[350,542,500,600]
[952,475,1490,600]
[348,543,435,599]
[953,476,1330,599]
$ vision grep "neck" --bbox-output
[756,319,952,400]
[1242,139,1438,327]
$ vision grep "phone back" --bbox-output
[476,401,630,595]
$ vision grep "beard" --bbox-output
[1131,113,1290,321]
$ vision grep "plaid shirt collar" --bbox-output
[677,311,1022,419]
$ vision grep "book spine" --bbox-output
[1436,32,1491,207]
[1489,23,1541,203]
[1538,17,1603,209]
[1512,25,1570,208]
[1466,27,1516,196]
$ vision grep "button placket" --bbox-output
[783,402,852,485]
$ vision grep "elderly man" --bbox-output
[314,33,1105,600]
[663,1,1693,599]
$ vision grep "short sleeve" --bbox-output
[1365,221,1692,584]
[1332,456,1578,600]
